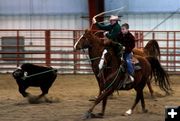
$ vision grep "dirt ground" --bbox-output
[0,74,179,121]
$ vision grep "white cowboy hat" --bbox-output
[109,15,119,21]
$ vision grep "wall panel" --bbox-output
[0,15,89,29]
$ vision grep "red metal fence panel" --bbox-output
[0,29,179,74]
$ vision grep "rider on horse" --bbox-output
[92,15,122,56]
[92,15,120,42]
[118,23,135,81]
[93,16,135,82]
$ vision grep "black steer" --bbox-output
[12,63,57,98]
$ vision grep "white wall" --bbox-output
[111,13,180,31]
[0,15,89,29]
[1,13,180,31]
[105,0,180,12]
[0,0,88,15]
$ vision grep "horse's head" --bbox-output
[74,29,93,50]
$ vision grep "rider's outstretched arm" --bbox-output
[96,22,112,31]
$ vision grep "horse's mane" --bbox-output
[85,30,104,46]
[85,30,119,65]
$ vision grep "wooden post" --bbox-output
[16,30,20,67]
[173,32,176,72]
[88,0,104,29]
[152,32,155,40]
[134,32,139,47]
[140,32,144,47]
[45,30,51,66]
[73,30,77,74]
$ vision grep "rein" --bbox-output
[104,64,124,91]
[93,30,104,36]
[80,33,125,91]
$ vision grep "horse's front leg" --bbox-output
[89,75,104,102]
[100,96,108,116]
[89,96,108,118]
[83,88,114,119]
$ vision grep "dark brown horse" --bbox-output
[74,30,171,119]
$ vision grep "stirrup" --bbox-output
[124,74,134,84]
[129,75,134,82]
[121,73,134,89]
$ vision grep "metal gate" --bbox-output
[0,29,179,74]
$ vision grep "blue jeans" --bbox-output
[123,53,134,75]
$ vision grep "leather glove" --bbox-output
[92,17,97,24]
[103,31,109,36]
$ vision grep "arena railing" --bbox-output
[0,29,179,74]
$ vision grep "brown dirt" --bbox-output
[0,74,179,121]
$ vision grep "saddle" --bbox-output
[118,57,141,90]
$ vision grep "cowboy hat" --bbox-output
[109,15,119,21]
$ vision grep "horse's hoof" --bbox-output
[142,109,148,113]
[122,113,131,116]
[82,112,104,119]
[82,111,95,120]
[122,109,132,116]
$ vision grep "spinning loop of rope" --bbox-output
[90,7,125,30]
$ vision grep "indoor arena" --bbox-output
[0,0,179,121]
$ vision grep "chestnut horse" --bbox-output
[91,32,161,98]
[74,30,171,118]
[133,39,160,59]
[133,39,161,97]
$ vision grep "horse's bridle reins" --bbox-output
[74,34,89,50]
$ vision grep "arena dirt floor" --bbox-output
[0,74,179,121]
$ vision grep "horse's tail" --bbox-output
[144,40,160,59]
[146,56,171,94]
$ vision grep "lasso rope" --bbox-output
[22,53,124,91]
[21,56,100,80]
[90,6,125,29]
[143,7,180,37]
[23,7,126,84]
[104,64,123,91]
[93,7,125,20]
